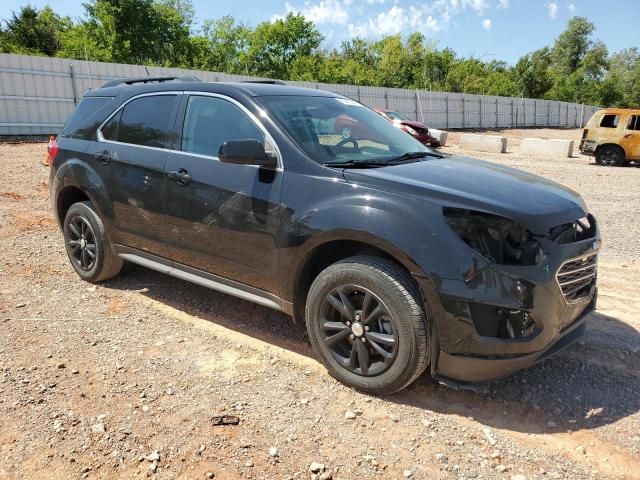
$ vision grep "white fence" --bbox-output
[0,53,599,136]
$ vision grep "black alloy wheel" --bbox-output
[320,285,397,377]
[306,256,430,395]
[62,201,123,282]
[66,215,97,271]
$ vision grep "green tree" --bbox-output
[1,5,71,56]
[244,13,322,79]
[513,48,553,98]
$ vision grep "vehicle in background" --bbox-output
[375,109,441,147]
[579,108,640,166]
[334,113,383,142]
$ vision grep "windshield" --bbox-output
[383,110,409,122]
[258,95,429,165]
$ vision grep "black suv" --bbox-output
[50,76,600,394]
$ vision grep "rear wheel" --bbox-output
[596,145,625,166]
[63,201,123,282]
[306,256,430,395]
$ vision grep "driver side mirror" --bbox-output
[218,139,277,169]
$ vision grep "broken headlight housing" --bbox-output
[443,207,543,266]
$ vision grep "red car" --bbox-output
[375,109,441,147]
[334,114,382,142]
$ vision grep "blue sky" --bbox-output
[1,0,639,64]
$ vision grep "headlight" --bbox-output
[443,207,543,266]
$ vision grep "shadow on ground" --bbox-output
[105,263,640,436]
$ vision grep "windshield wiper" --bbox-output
[384,150,444,163]
[322,159,389,168]
[323,150,445,169]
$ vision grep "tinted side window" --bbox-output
[181,96,264,157]
[599,114,620,128]
[61,97,113,138]
[628,115,640,131]
[101,95,178,148]
[101,109,121,141]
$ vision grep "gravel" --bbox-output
[0,136,639,479]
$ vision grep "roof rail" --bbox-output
[240,80,287,86]
[101,74,201,89]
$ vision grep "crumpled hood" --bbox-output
[395,119,430,132]
[343,155,587,234]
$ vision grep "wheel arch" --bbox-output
[52,158,113,229]
[289,232,424,324]
[56,186,91,227]
[595,142,626,157]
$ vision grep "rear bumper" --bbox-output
[579,139,597,156]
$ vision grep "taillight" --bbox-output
[46,135,58,166]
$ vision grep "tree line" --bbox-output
[1,0,638,107]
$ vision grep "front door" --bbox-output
[97,93,180,257]
[620,114,640,160]
[164,94,284,294]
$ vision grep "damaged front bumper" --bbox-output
[415,227,600,384]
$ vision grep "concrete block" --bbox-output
[459,133,507,153]
[519,138,574,158]
[429,128,448,146]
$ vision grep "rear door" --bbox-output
[97,93,181,257]
[620,114,640,160]
[164,93,284,294]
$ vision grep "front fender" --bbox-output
[279,179,479,302]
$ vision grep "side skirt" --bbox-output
[114,245,290,314]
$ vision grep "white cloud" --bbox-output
[305,0,350,25]
[271,0,349,25]
[348,4,441,37]
[568,3,576,12]
[275,0,512,39]
[547,2,558,19]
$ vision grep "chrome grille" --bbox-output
[556,253,597,303]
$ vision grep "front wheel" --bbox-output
[306,256,430,395]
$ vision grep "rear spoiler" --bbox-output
[100,74,201,89]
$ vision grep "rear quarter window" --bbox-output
[60,97,114,139]
[599,114,620,128]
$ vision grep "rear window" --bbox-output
[100,95,178,149]
[60,97,113,138]
[599,114,620,128]
[628,115,640,131]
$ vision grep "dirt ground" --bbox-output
[0,129,639,480]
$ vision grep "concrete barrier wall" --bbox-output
[520,138,574,157]
[459,133,507,153]
[429,128,448,146]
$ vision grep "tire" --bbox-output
[305,256,430,395]
[63,201,123,282]
[596,145,625,166]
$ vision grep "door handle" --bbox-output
[168,169,192,186]
[95,150,111,164]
